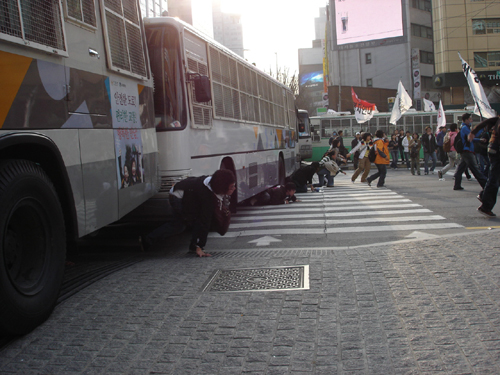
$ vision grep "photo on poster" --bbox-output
[115,129,144,190]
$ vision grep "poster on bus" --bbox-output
[115,128,144,189]
[108,76,145,190]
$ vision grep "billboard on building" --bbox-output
[331,0,406,51]
[299,64,324,90]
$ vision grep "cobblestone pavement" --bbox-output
[2,230,500,374]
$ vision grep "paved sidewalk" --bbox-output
[2,230,500,374]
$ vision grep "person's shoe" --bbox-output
[377,185,386,188]
[351,179,355,183]
[326,185,334,187]
[417,172,421,175]
[367,180,372,187]
[431,170,435,174]
[453,186,464,190]
[424,172,428,175]
[478,206,496,218]
[467,177,472,181]
[438,171,443,179]
[477,194,482,202]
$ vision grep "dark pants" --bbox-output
[293,180,308,193]
[146,195,185,244]
[367,164,387,187]
[481,153,500,211]
[454,152,487,189]
[353,151,360,170]
[390,150,399,168]
[399,147,405,163]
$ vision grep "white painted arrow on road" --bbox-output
[248,236,282,246]
[405,231,440,239]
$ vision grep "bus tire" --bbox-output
[0,159,66,335]
[278,155,286,186]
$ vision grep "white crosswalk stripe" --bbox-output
[209,181,463,238]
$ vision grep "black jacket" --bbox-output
[291,165,317,186]
[267,185,297,205]
[421,133,437,153]
[174,176,217,251]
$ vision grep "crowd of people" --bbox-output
[142,113,500,257]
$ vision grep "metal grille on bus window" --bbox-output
[238,64,247,93]
[223,86,233,118]
[104,0,122,14]
[105,10,130,71]
[188,58,198,72]
[243,66,251,94]
[21,1,66,50]
[203,108,211,125]
[240,93,247,121]
[122,0,139,24]
[232,89,241,119]
[269,103,275,125]
[193,106,204,125]
[220,54,230,86]
[67,0,97,27]
[253,97,260,123]
[0,1,22,38]
[126,22,146,76]
[210,47,221,83]
[229,59,238,89]
[213,83,224,117]
[199,63,207,76]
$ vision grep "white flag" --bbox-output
[458,53,496,118]
[423,98,436,112]
[390,81,412,125]
[436,100,446,133]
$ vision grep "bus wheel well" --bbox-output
[0,144,77,243]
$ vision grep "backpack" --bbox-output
[443,134,451,153]
[368,146,377,162]
[454,131,465,153]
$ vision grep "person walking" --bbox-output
[398,129,406,165]
[351,132,361,170]
[453,113,487,192]
[436,125,448,166]
[438,123,459,179]
[367,130,390,187]
[388,134,399,170]
[469,116,500,217]
[347,132,374,183]
[409,132,421,175]
[421,126,438,174]
[402,131,412,169]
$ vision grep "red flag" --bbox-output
[351,88,378,123]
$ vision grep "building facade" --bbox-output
[212,0,244,57]
[432,0,500,111]
[140,0,168,18]
[167,0,214,38]
[326,0,438,112]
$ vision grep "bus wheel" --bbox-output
[0,160,66,335]
[279,156,286,186]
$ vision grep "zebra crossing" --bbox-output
[210,181,463,239]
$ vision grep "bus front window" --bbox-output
[146,26,187,130]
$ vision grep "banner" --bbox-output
[458,52,496,118]
[436,100,446,133]
[413,69,421,99]
[351,87,378,124]
[389,81,412,124]
[423,98,436,111]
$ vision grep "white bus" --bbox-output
[144,17,299,208]
[297,109,313,161]
[0,0,158,334]
[310,110,475,160]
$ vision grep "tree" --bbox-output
[268,67,315,114]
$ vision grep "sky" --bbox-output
[220,0,328,76]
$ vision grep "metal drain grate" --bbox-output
[201,265,309,292]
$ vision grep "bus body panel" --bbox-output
[145,17,298,201]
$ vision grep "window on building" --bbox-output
[421,76,433,90]
[365,53,372,64]
[420,50,434,64]
[411,23,433,39]
[472,19,500,35]
[474,51,500,68]
[366,78,373,87]
[411,0,431,12]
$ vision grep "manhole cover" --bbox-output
[201,265,309,292]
